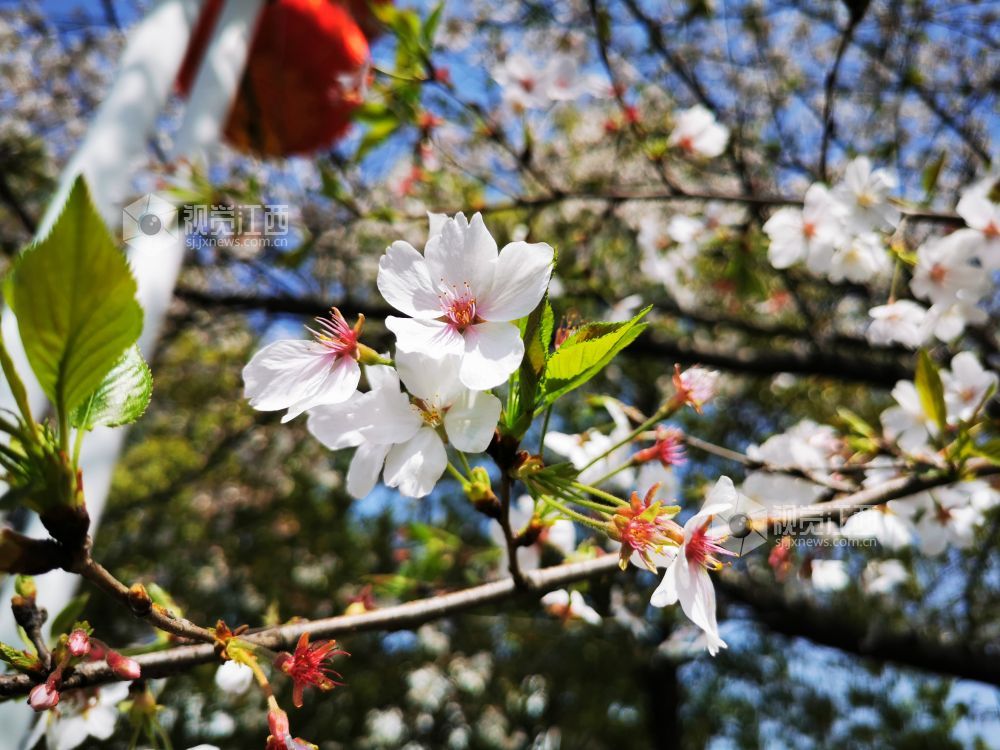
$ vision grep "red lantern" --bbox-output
[177,0,375,157]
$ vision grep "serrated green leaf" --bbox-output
[4,177,143,418]
[70,345,152,429]
[48,592,89,639]
[538,306,651,410]
[915,349,947,433]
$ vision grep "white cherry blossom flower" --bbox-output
[956,174,1000,269]
[809,559,850,591]
[840,503,914,551]
[867,300,929,348]
[27,683,129,750]
[763,184,842,272]
[880,380,936,455]
[925,298,988,342]
[863,559,908,594]
[491,495,576,575]
[215,660,254,695]
[832,157,900,232]
[378,212,553,391]
[541,589,602,625]
[650,476,736,655]
[308,353,501,499]
[668,105,729,158]
[827,232,891,283]
[493,54,550,110]
[900,489,981,556]
[941,351,997,423]
[243,309,364,422]
[910,231,989,305]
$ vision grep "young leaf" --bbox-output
[70,345,153,430]
[4,177,143,418]
[915,349,947,433]
[972,438,1000,466]
[537,306,651,410]
[510,297,554,433]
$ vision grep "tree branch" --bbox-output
[0,556,622,699]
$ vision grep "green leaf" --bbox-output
[70,345,152,429]
[356,114,400,160]
[972,438,1000,466]
[915,349,947,433]
[4,177,143,418]
[837,407,875,438]
[48,592,89,639]
[422,2,444,47]
[509,298,554,435]
[537,306,651,410]
[921,152,946,201]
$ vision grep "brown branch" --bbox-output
[0,556,622,699]
[819,4,868,180]
[763,459,1000,530]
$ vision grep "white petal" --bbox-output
[283,357,361,422]
[650,559,680,607]
[383,428,448,498]
[84,706,119,741]
[479,241,554,321]
[215,661,254,695]
[674,562,725,653]
[424,212,497,297]
[377,241,442,318]
[307,391,374,450]
[243,339,356,414]
[386,317,465,357]
[459,322,524,390]
[395,349,464,403]
[347,442,392,498]
[363,388,424,445]
[444,389,502,452]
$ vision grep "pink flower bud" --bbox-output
[106,650,141,680]
[28,682,59,711]
[268,708,290,737]
[67,629,91,657]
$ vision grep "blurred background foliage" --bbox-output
[1,0,999,747]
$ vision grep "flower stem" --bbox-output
[586,460,634,489]
[540,495,608,532]
[577,407,667,474]
[538,405,553,454]
[446,462,467,483]
[572,482,629,507]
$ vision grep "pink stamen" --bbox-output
[685,518,734,570]
[440,283,478,331]
[308,308,359,359]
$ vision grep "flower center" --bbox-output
[984,221,999,239]
[440,284,479,331]
[678,135,695,152]
[802,221,816,239]
[929,263,948,285]
[857,191,876,208]
[685,518,731,570]
[308,308,359,359]
[413,398,445,427]
[519,77,535,93]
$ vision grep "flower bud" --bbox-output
[67,628,91,657]
[28,681,59,711]
[107,650,141,680]
[14,575,36,600]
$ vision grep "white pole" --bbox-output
[1,0,265,741]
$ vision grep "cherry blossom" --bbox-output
[491,495,576,574]
[867,300,929,348]
[667,105,729,158]
[274,633,347,708]
[910,231,989,305]
[900,489,980,556]
[650,476,736,655]
[840,503,914,551]
[863,559,908,594]
[762,184,841,272]
[956,173,1000,268]
[832,156,900,232]
[827,232,891,283]
[308,352,501,498]
[941,351,997,423]
[671,365,720,413]
[378,212,553,390]
[27,683,130,750]
[243,309,364,422]
[540,589,602,625]
[809,559,850,591]
[215,660,254,695]
[880,380,936,455]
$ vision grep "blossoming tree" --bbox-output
[0,0,998,747]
